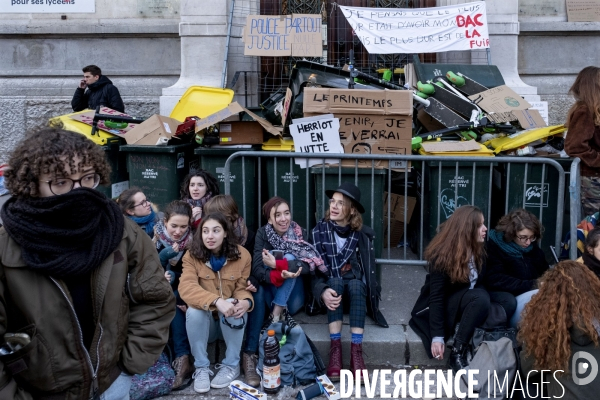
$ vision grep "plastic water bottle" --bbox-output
[263,330,281,394]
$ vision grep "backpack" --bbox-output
[459,337,518,399]
[257,321,324,387]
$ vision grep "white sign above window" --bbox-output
[1,0,95,13]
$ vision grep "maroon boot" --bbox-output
[327,339,343,381]
[350,342,367,378]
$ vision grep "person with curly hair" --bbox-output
[179,213,253,394]
[117,187,160,236]
[0,127,175,399]
[410,206,516,372]
[520,260,600,398]
[564,66,600,216]
[483,209,549,328]
[180,170,220,230]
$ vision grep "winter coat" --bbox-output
[310,225,388,328]
[409,258,487,358]
[0,219,176,399]
[71,75,125,113]
[483,239,549,296]
[565,106,600,177]
[251,225,311,287]
[178,245,254,312]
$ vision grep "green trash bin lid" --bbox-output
[119,143,195,153]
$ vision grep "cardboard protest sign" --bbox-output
[243,14,323,57]
[468,85,531,113]
[69,107,138,135]
[514,109,547,129]
[339,1,489,54]
[289,114,344,168]
[303,88,413,170]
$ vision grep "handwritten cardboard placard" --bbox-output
[243,14,323,57]
[567,0,600,22]
[289,114,344,168]
[339,1,489,54]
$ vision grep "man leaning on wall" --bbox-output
[72,65,125,113]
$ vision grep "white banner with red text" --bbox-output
[338,1,489,54]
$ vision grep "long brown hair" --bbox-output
[189,213,240,262]
[566,66,600,127]
[519,260,600,373]
[424,205,485,283]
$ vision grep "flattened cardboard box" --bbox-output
[218,121,264,145]
[124,114,181,145]
[304,88,413,115]
[468,85,531,114]
[196,102,282,137]
[383,192,416,223]
[383,219,407,248]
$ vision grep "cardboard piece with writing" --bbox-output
[420,140,481,153]
[304,88,413,116]
[303,88,413,170]
[124,115,182,145]
[567,0,600,21]
[289,114,344,168]
[196,102,282,137]
[70,107,139,136]
[244,15,291,56]
[243,14,323,57]
[468,85,532,113]
[514,109,547,129]
[290,14,323,57]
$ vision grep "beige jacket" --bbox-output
[179,245,254,312]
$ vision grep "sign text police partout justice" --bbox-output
[339,1,489,54]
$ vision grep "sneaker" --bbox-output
[210,363,240,389]
[192,367,213,393]
[171,355,193,390]
[282,308,298,328]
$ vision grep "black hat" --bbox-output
[325,182,365,214]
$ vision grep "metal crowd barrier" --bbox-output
[223,152,570,266]
[569,158,581,261]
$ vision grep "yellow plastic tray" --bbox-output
[170,86,235,122]
[262,137,294,151]
[488,125,565,154]
[418,142,495,157]
[49,111,119,146]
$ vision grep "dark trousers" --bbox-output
[326,277,367,329]
[452,289,517,345]
[171,292,191,358]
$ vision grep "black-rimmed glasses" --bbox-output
[133,199,150,208]
[41,173,100,195]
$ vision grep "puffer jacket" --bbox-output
[0,218,175,400]
[71,75,125,113]
[179,245,253,312]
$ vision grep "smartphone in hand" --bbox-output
[271,250,284,260]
